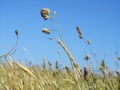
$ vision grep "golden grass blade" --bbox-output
[15,61,37,79]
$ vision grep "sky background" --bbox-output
[0,0,120,71]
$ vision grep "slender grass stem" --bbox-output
[0,36,18,59]
[82,38,99,67]
[50,18,65,44]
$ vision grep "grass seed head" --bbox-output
[76,26,82,35]
[65,66,70,72]
[76,26,83,39]
[117,57,120,60]
[15,30,19,37]
[56,60,59,70]
[41,8,50,20]
[101,60,105,67]
[87,40,91,45]
[84,67,88,80]
[85,53,89,60]
[42,28,50,34]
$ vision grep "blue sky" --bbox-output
[0,0,120,71]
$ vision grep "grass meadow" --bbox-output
[0,8,120,90]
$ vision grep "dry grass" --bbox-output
[0,8,120,90]
[0,59,119,90]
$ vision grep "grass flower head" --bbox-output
[85,53,89,60]
[42,28,50,34]
[41,8,50,20]
[76,26,83,39]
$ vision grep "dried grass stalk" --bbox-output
[63,79,75,85]
[7,55,14,69]
[57,40,75,71]
[65,66,78,83]
[8,60,14,69]
[15,61,36,79]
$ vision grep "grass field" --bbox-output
[0,59,120,90]
[0,8,120,90]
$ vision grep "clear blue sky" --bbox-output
[0,0,120,71]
